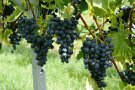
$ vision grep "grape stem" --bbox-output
[11,12,23,28]
[27,0,36,19]
[15,12,23,23]
[93,15,105,40]
[112,60,123,81]
[93,15,100,29]
[129,6,135,45]
[79,15,94,37]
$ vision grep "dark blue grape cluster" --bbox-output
[3,4,20,50]
[3,4,15,17]
[46,17,79,63]
[81,37,114,89]
[107,6,132,33]
[5,22,21,51]
[117,6,132,23]
[8,26,21,50]
[120,63,135,86]
[39,0,58,19]
[18,17,54,66]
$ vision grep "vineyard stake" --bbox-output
[32,52,46,90]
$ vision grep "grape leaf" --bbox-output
[128,0,134,4]
[76,51,83,60]
[4,7,22,22]
[124,85,135,90]
[78,1,88,13]
[62,5,73,19]
[0,1,2,14]
[9,0,25,10]
[115,0,122,6]
[109,23,132,64]
[0,29,12,45]
[102,0,110,12]
[56,0,70,9]
[30,0,40,17]
[93,6,107,18]
[85,0,93,15]
[109,1,117,11]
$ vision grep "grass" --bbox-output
[0,42,135,90]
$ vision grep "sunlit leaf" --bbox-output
[4,7,22,22]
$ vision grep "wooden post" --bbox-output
[32,52,46,90]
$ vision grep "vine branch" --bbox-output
[129,10,134,32]
[15,12,23,23]
[129,7,135,45]
[27,0,36,19]
[93,15,105,40]
[11,12,24,28]
[80,15,88,28]
[79,15,94,37]
[112,60,123,81]
[93,15,100,29]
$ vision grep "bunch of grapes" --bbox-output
[8,27,21,50]
[120,63,135,86]
[18,17,54,66]
[117,6,132,23]
[3,4,15,17]
[3,4,21,50]
[46,16,79,63]
[5,22,21,50]
[81,37,114,89]
[107,6,132,32]
[39,0,58,19]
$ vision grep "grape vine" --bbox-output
[1,0,135,89]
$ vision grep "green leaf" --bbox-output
[109,22,132,64]
[4,7,22,22]
[93,6,107,17]
[62,5,73,19]
[8,0,25,10]
[128,0,134,4]
[56,0,70,9]
[124,85,135,90]
[102,0,110,12]
[0,29,12,45]
[76,51,83,60]
[60,0,69,6]
[109,1,117,11]
[78,1,88,13]
[115,0,122,6]
[133,65,135,71]
[29,0,40,17]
